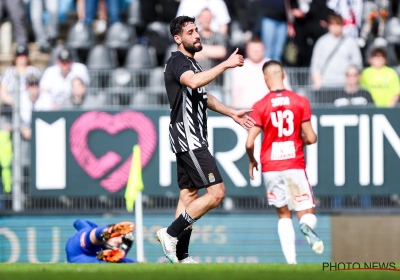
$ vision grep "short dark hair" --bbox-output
[328,13,343,25]
[26,74,40,86]
[170,16,196,36]
[262,60,283,73]
[370,47,387,59]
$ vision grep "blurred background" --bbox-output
[1,0,400,264]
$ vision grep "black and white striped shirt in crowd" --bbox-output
[198,32,228,71]
[164,51,209,153]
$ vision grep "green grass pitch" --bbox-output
[1,264,400,280]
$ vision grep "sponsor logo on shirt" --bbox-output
[271,141,296,160]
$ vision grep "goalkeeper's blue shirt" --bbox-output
[65,219,138,263]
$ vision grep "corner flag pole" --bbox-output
[135,190,144,262]
[125,145,145,262]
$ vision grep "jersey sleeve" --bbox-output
[250,102,264,127]
[170,55,193,83]
[302,97,312,122]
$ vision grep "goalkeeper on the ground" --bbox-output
[65,219,138,263]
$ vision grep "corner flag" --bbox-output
[125,145,144,212]
[0,131,12,193]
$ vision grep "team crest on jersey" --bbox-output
[208,173,215,183]
[80,232,87,248]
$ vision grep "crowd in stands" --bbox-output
[0,1,398,132]
[0,1,398,109]
[0,2,398,139]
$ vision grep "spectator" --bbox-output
[20,75,53,141]
[0,0,28,46]
[224,0,253,46]
[30,0,59,53]
[176,0,231,34]
[84,0,121,29]
[315,66,374,106]
[18,74,52,176]
[360,48,400,107]
[327,0,363,38]
[40,48,90,109]
[289,0,333,66]
[76,0,85,21]
[311,13,362,89]
[60,77,106,109]
[258,0,294,61]
[140,0,180,26]
[194,8,228,100]
[358,0,389,48]
[224,0,249,31]
[0,45,41,130]
[195,9,228,72]
[231,38,291,109]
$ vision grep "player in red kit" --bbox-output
[245,60,323,264]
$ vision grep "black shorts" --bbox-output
[176,147,223,189]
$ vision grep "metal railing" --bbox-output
[2,194,400,215]
[0,67,389,109]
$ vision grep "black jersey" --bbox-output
[164,51,209,153]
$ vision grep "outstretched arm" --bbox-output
[246,126,263,180]
[207,92,256,129]
[180,48,244,89]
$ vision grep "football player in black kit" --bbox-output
[156,15,256,263]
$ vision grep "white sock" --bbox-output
[299,213,317,230]
[278,218,297,264]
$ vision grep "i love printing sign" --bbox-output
[31,108,400,197]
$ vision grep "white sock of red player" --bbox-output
[278,218,297,264]
[299,213,317,230]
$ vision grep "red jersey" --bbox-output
[250,90,312,172]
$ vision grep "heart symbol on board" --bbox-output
[70,110,157,193]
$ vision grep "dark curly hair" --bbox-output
[170,16,196,36]
[370,47,387,59]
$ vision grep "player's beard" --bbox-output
[183,40,203,54]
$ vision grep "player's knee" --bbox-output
[211,191,225,207]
